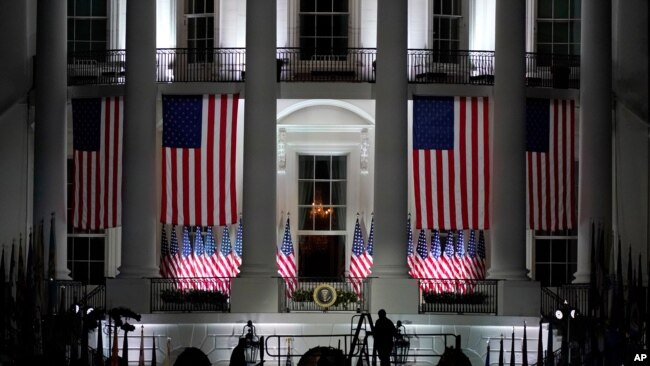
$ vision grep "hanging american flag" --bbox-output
[476,230,487,279]
[525,98,575,231]
[160,225,170,277]
[406,216,417,279]
[276,217,297,297]
[412,95,490,230]
[161,94,240,226]
[349,217,369,297]
[415,229,433,291]
[230,216,243,275]
[71,97,123,230]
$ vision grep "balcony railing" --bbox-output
[67,49,126,85]
[418,279,498,314]
[525,53,580,89]
[281,277,369,312]
[408,49,495,85]
[66,49,580,88]
[156,47,246,83]
[276,48,377,82]
[150,277,231,312]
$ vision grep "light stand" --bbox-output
[555,300,578,365]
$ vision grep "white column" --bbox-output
[573,0,612,283]
[372,0,408,278]
[240,0,277,277]
[487,0,528,280]
[117,0,159,278]
[34,0,69,279]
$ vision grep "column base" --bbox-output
[497,280,540,316]
[116,265,160,279]
[487,268,530,281]
[572,271,591,284]
[230,277,279,313]
[369,277,419,314]
[369,264,410,278]
[106,278,151,314]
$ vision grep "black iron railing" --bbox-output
[408,49,495,85]
[557,284,590,317]
[281,277,369,312]
[418,279,498,314]
[67,49,126,85]
[81,284,106,311]
[150,277,231,312]
[525,53,580,88]
[276,47,377,82]
[156,47,246,82]
[541,286,564,319]
[52,279,86,312]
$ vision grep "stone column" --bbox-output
[230,0,278,312]
[117,0,159,278]
[34,0,69,279]
[573,0,612,283]
[488,0,528,281]
[373,0,408,278]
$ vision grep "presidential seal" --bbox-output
[313,284,337,308]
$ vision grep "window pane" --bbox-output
[332,38,348,55]
[316,0,331,12]
[570,43,580,56]
[453,0,461,15]
[68,19,75,40]
[553,0,569,19]
[92,0,107,16]
[195,0,204,14]
[537,22,553,43]
[332,15,348,37]
[553,44,568,55]
[536,239,550,262]
[301,0,315,12]
[299,155,314,179]
[450,18,459,40]
[314,209,331,230]
[551,240,567,262]
[331,181,346,205]
[569,21,580,43]
[551,263,567,286]
[89,238,104,260]
[76,19,91,40]
[315,156,330,179]
[300,38,316,59]
[433,0,442,15]
[315,181,330,204]
[300,15,315,36]
[91,20,106,41]
[554,22,569,43]
[67,238,74,258]
[188,18,196,39]
[74,240,89,259]
[207,17,214,38]
[74,262,90,283]
[316,15,332,37]
[570,0,581,18]
[76,0,91,16]
[299,207,314,230]
[331,207,346,230]
[537,43,552,55]
[68,0,75,16]
[442,0,452,15]
[333,0,348,12]
[536,263,550,287]
[331,156,346,179]
[537,0,552,18]
[299,181,314,205]
[440,18,450,39]
[206,0,214,13]
[197,17,206,39]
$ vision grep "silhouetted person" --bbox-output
[373,309,396,366]
[230,337,247,366]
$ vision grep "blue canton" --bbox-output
[352,218,365,256]
[221,226,232,256]
[477,230,486,259]
[194,226,204,256]
[161,225,169,256]
[72,98,102,151]
[406,218,414,257]
[466,230,477,259]
[416,229,428,260]
[204,226,216,256]
[182,226,192,257]
[234,219,243,257]
[366,218,374,257]
[525,98,550,152]
[444,231,455,257]
[162,95,203,148]
[430,229,442,259]
[169,226,179,256]
[281,219,294,255]
[413,96,455,150]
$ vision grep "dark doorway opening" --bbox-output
[298,235,345,278]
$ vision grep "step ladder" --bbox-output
[347,313,376,366]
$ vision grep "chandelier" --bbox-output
[310,202,332,218]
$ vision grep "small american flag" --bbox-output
[161,94,239,226]
[192,226,209,288]
[364,216,374,272]
[231,217,243,275]
[525,98,575,231]
[349,217,369,297]
[217,226,233,295]
[204,226,220,281]
[415,229,433,291]
[454,230,468,293]
[439,231,456,288]
[276,217,297,297]
[476,230,487,279]
[168,226,181,281]
[465,230,480,279]
[412,95,490,230]
[160,225,170,277]
[428,229,445,292]
[71,97,123,230]
[180,226,194,287]
[406,216,417,279]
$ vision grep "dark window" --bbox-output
[534,229,577,287]
[185,0,215,63]
[536,0,581,58]
[432,0,461,62]
[299,0,349,59]
[67,0,108,53]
